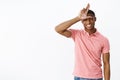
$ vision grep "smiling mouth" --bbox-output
[86,24,91,27]
[86,24,92,29]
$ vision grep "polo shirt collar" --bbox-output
[83,29,99,36]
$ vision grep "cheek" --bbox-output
[82,22,88,27]
[82,21,87,25]
[91,21,95,25]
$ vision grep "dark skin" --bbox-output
[55,4,110,80]
[81,14,96,35]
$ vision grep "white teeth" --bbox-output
[87,25,91,27]
[86,25,91,29]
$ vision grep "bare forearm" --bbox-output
[55,17,80,33]
[104,63,110,80]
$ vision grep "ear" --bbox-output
[94,17,96,21]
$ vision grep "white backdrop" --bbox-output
[0,0,119,80]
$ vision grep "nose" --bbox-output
[87,19,91,24]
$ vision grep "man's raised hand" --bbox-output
[78,3,90,20]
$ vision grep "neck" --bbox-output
[85,28,96,35]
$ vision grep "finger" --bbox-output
[86,3,90,11]
[81,8,86,13]
[85,3,90,14]
[86,16,92,19]
[81,15,93,21]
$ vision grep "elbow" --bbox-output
[55,26,62,33]
[55,26,59,32]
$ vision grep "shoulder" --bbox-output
[69,29,83,39]
[97,32,110,48]
[97,32,109,41]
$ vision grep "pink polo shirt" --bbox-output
[69,29,110,78]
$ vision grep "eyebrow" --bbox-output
[82,17,94,22]
[84,17,93,20]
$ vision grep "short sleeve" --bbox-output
[101,38,110,54]
[69,29,78,41]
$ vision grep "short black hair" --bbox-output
[87,10,95,17]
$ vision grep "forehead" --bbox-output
[86,13,95,20]
[87,13,95,17]
[82,15,95,22]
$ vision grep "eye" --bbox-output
[90,18,94,20]
[82,19,87,22]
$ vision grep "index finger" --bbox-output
[85,3,90,14]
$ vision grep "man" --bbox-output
[55,4,110,80]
